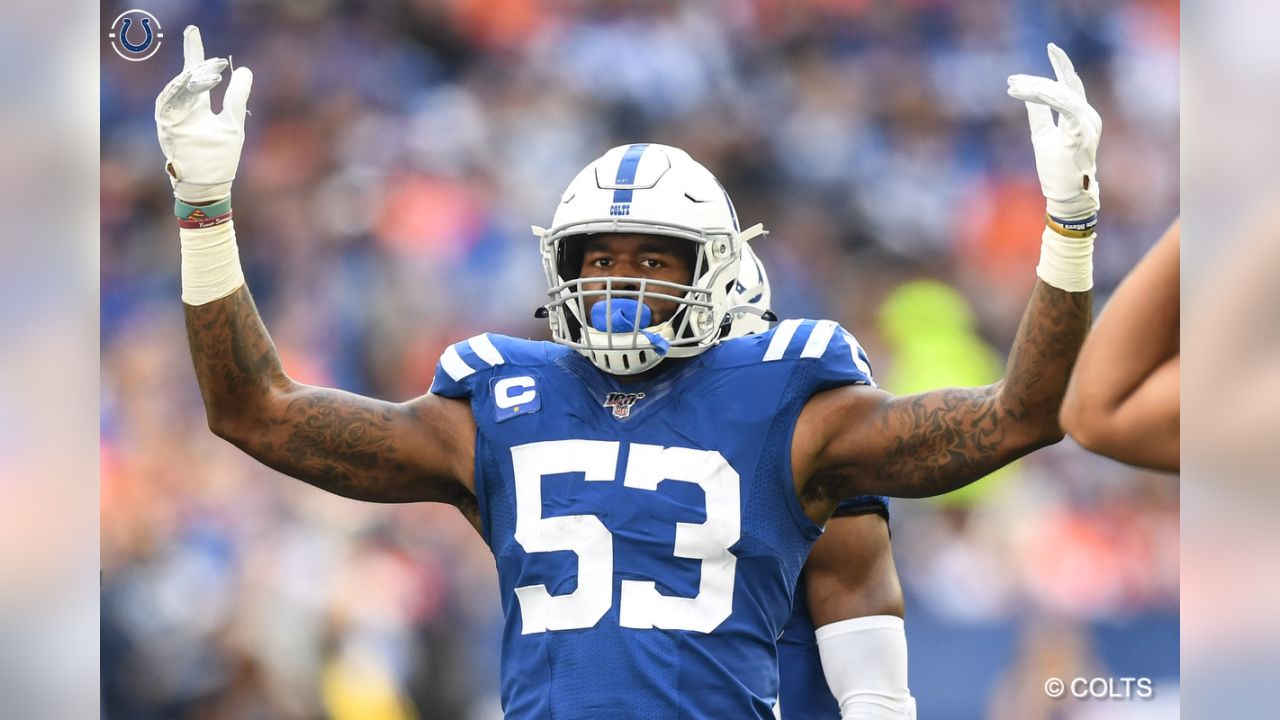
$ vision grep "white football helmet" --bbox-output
[726,242,776,338]
[535,143,765,375]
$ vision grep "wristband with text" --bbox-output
[1046,212,1098,239]
[176,196,233,229]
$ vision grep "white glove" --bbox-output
[1007,43,1101,222]
[155,26,253,204]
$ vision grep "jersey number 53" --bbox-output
[511,440,740,635]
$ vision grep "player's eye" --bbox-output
[589,257,613,268]
[640,258,662,269]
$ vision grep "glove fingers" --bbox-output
[221,66,254,128]
[1008,74,1101,146]
[156,58,227,123]
[155,70,191,119]
[1007,76,1079,117]
[182,25,205,72]
[186,57,228,91]
[186,58,228,114]
[1023,101,1054,141]
[1013,92,1083,141]
[157,74,206,122]
[1047,43,1087,99]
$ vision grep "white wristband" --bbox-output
[1035,225,1094,292]
[180,219,246,305]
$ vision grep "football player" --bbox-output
[727,248,913,720]
[158,27,1098,719]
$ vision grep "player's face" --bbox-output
[578,234,695,325]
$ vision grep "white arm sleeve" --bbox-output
[816,615,917,720]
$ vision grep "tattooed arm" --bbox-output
[185,286,476,506]
[792,280,1090,522]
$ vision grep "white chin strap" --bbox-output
[738,223,767,244]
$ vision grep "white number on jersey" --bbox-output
[511,440,741,635]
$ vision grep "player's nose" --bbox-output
[610,276,642,296]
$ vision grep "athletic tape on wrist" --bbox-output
[1036,225,1094,292]
[180,219,246,305]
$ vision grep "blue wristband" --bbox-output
[1046,212,1098,238]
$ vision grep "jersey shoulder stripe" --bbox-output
[763,319,804,361]
[799,319,838,359]
[432,334,568,398]
[761,319,850,364]
[439,333,507,382]
[751,319,877,388]
[469,333,507,367]
[439,343,477,382]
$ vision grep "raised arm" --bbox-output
[185,287,476,505]
[1059,220,1179,470]
[159,27,475,507]
[793,44,1098,519]
[794,280,1089,513]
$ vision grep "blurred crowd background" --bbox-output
[101,0,1179,718]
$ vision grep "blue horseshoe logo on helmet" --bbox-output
[119,17,154,53]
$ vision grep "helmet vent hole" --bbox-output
[638,350,647,363]
[603,355,611,369]
[621,354,631,371]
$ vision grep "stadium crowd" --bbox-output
[101,1,1179,717]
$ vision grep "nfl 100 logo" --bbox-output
[602,392,646,419]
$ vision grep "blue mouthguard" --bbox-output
[590,299,669,356]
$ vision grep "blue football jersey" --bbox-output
[429,319,874,720]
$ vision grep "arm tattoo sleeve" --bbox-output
[184,287,468,504]
[809,281,1091,502]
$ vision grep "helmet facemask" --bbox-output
[541,226,739,375]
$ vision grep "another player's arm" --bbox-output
[1059,221,1179,471]
[804,512,915,718]
[794,280,1090,516]
[186,286,476,505]
[804,513,903,625]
